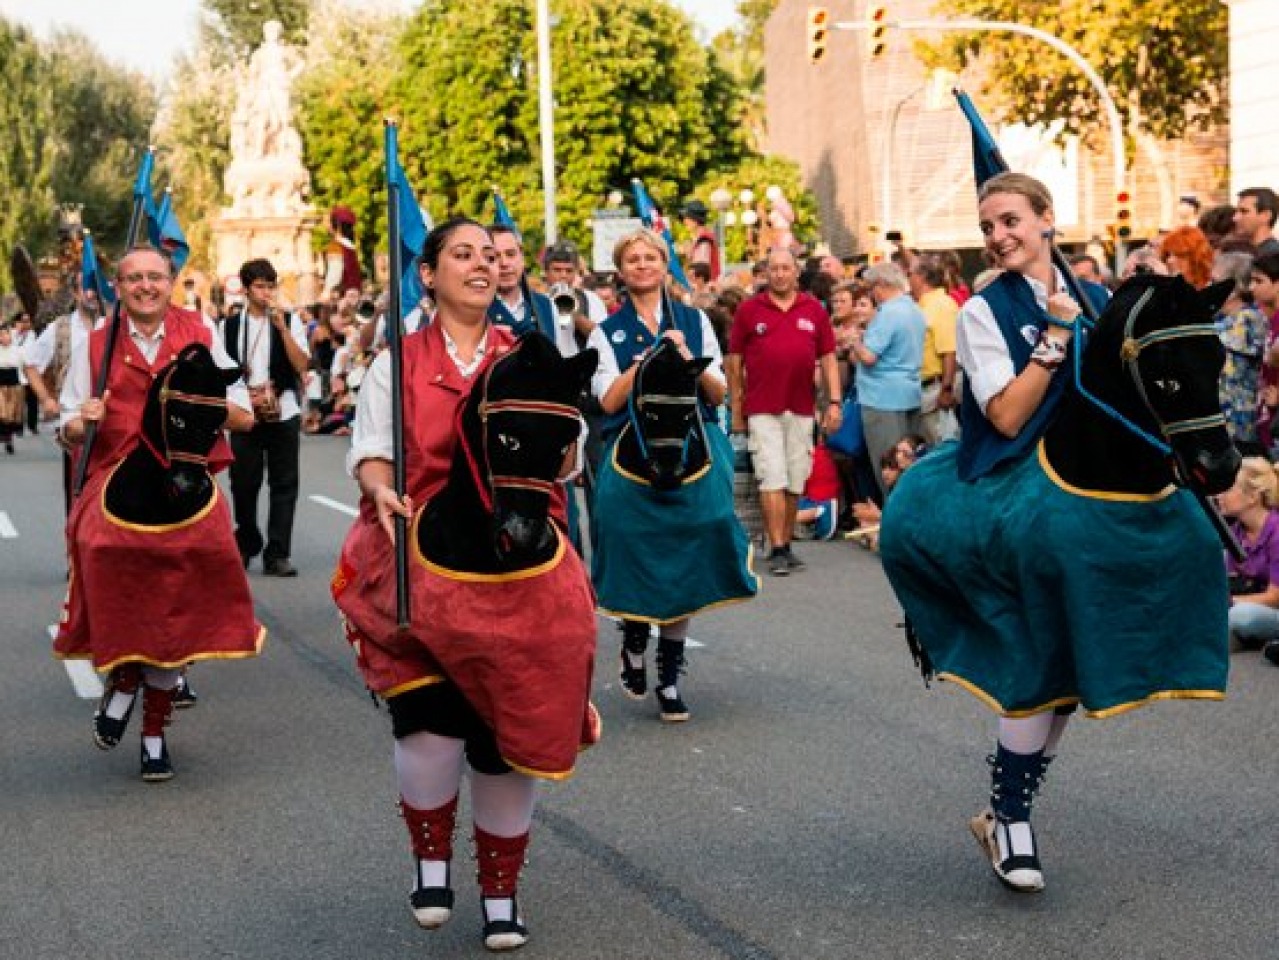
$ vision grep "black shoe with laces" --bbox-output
[481,897,529,952]
[783,546,805,571]
[767,549,789,577]
[140,741,174,782]
[1264,639,1279,666]
[92,671,137,751]
[619,647,647,700]
[655,638,690,722]
[263,557,298,577]
[173,676,198,709]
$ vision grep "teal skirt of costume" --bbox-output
[591,423,758,624]
[879,441,1228,717]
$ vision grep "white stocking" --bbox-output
[997,713,1054,755]
[394,731,465,811]
[470,769,537,838]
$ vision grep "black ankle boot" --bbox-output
[619,620,649,699]
[970,744,1051,892]
[654,637,689,722]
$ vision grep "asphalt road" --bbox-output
[1,431,1276,960]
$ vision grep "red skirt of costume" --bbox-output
[55,465,265,672]
[332,502,599,781]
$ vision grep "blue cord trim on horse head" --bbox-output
[1066,287,1220,459]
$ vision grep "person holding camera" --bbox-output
[221,258,311,576]
[1219,456,1279,667]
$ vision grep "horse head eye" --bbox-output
[169,414,186,429]
[497,433,520,451]
[1154,378,1181,395]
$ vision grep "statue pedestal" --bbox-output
[211,210,321,307]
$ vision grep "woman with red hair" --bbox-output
[1159,226,1214,289]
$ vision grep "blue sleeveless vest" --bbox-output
[488,290,556,341]
[957,272,1071,482]
[599,297,710,438]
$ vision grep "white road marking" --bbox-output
[309,494,359,518]
[0,511,17,539]
[48,626,104,699]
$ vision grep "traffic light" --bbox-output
[1115,189,1133,241]
[806,6,829,65]
[868,5,888,59]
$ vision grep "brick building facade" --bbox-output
[764,0,1229,258]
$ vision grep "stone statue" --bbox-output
[223,20,309,217]
[214,19,320,305]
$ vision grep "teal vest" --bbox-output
[957,272,1071,482]
[599,298,711,437]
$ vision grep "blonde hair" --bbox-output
[977,172,1053,216]
[612,228,668,270]
[1236,457,1279,508]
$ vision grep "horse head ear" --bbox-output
[219,364,242,387]
[689,356,712,376]
[562,348,598,393]
[516,331,557,366]
[1198,279,1234,318]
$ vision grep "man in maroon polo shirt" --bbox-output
[726,247,843,576]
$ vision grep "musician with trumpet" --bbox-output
[220,257,311,577]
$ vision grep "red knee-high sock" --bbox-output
[474,827,529,899]
[140,684,175,738]
[400,796,459,864]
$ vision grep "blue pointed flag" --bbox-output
[955,89,1008,189]
[491,187,520,238]
[145,189,190,271]
[630,178,692,291]
[387,137,428,311]
[81,230,116,307]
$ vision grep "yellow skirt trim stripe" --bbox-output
[1038,441,1176,503]
[383,674,447,699]
[411,510,567,583]
[609,423,713,488]
[938,670,1225,719]
[55,624,268,674]
[101,461,220,533]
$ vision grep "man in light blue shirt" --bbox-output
[846,262,926,495]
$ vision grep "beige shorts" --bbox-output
[747,413,814,494]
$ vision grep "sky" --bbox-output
[0,0,741,79]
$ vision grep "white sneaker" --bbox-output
[969,808,1045,893]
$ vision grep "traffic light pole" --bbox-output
[828,15,1127,269]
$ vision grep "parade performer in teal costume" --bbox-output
[592,228,757,722]
[880,172,1239,894]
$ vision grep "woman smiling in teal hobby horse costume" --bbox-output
[879,172,1239,895]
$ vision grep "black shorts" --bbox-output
[386,681,510,776]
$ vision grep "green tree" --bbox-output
[296,0,407,271]
[153,45,237,269]
[709,0,779,151]
[44,30,157,253]
[202,0,310,59]
[0,18,57,280]
[394,0,750,255]
[919,0,1227,145]
[689,154,818,265]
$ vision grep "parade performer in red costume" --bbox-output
[324,205,364,295]
[332,218,599,952]
[55,247,262,782]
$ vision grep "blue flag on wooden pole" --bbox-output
[630,178,691,291]
[80,230,116,307]
[954,89,1008,189]
[387,135,429,311]
[146,188,190,270]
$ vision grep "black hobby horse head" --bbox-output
[624,336,712,492]
[461,332,597,562]
[138,342,238,506]
[1076,272,1238,495]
